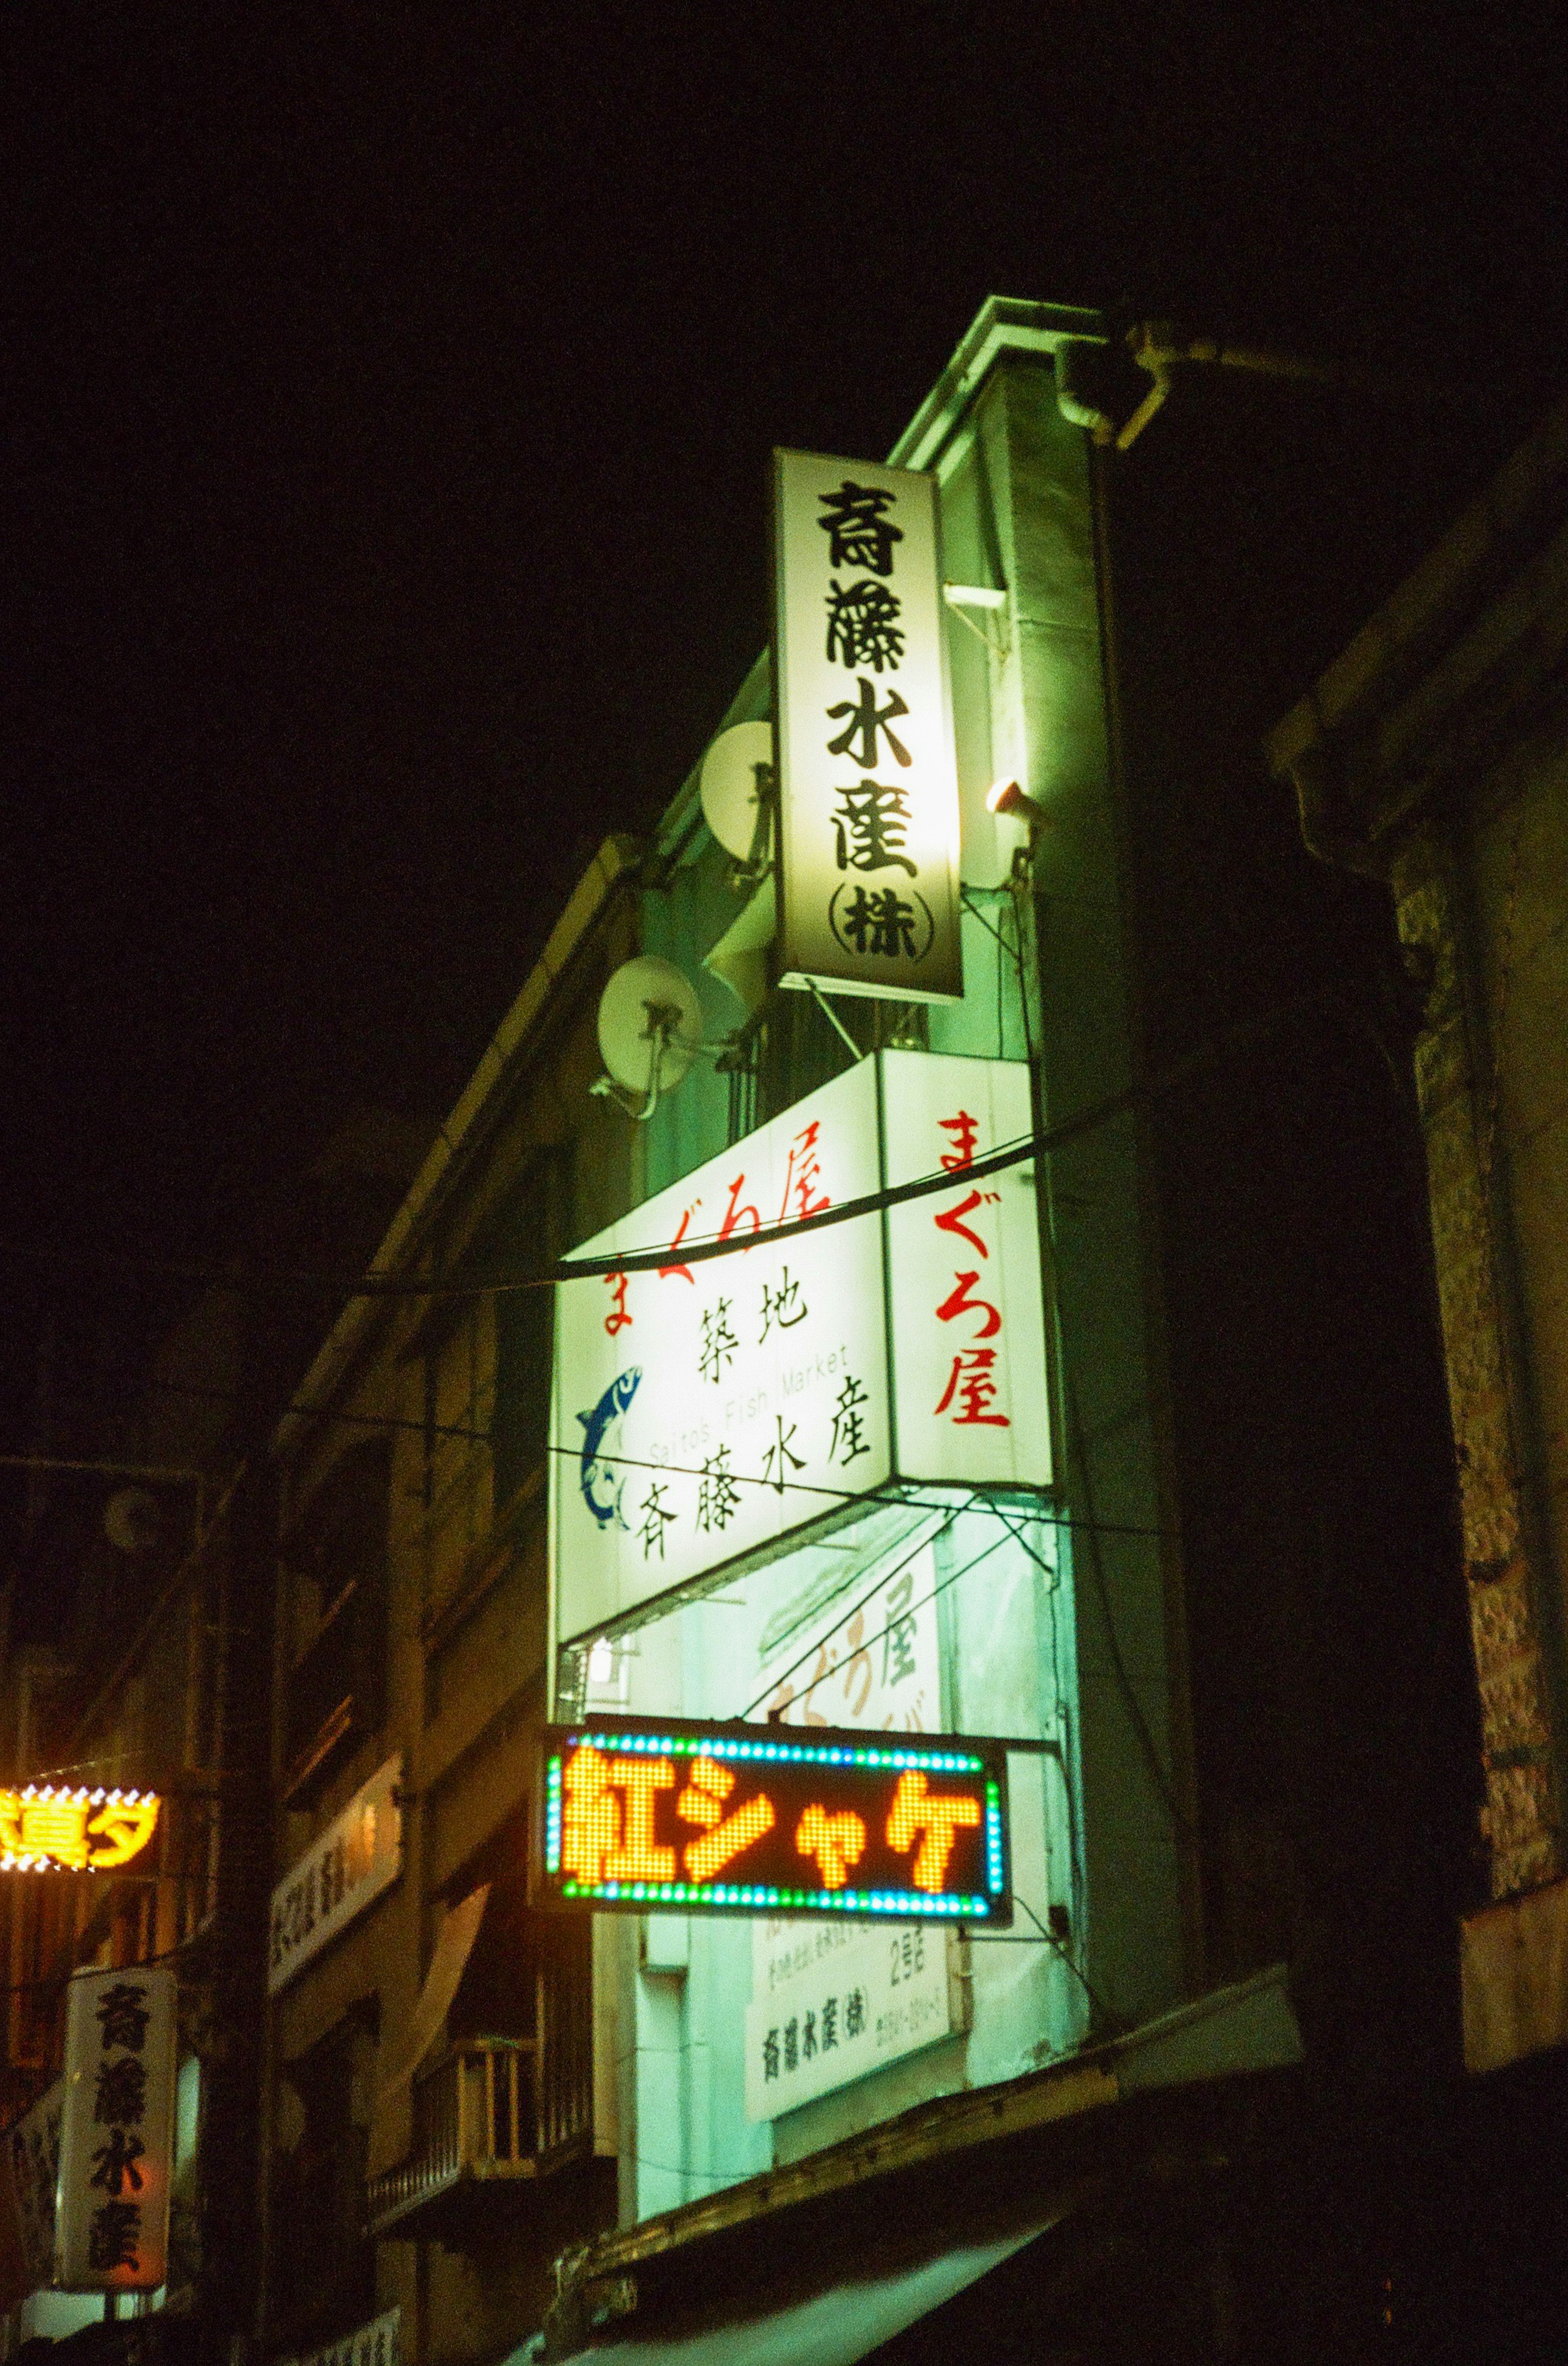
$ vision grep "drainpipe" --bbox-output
[1054,341,1116,446]
[1273,738,1388,880]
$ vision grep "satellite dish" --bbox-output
[597,957,705,1097]
[104,1488,161,1554]
[699,722,775,863]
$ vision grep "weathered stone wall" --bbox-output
[1392,718,1568,1895]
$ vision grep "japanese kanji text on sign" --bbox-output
[774,450,963,1002]
[534,1717,1011,1925]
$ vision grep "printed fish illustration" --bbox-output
[578,1368,641,1528]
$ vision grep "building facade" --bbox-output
[1270,388,1568,2353]
[0,290,1478,2366]
[253,300,1250,2366]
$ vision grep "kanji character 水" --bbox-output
[825,677,911,768]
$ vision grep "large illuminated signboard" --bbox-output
[552,1048,1050,1646]
[535,1717,1011,1926]
[0,1786,160,1873]
[774,449,962,1003]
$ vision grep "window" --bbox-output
[282,1443,391,1803]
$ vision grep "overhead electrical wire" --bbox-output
[0,986,1410,1308]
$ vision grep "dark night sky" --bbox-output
[2,4,1566,1409]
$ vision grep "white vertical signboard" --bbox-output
[745,1921,965,2122]
[5,2076,63,2289]
[748,1536,953,2119]
[56,1964,177,2292]
[774,450,963,1003]
[882,1051,1052,1486]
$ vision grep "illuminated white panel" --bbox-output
[883,1051,1052,1487]
[775,451,962,1003]
[553,1058,889,1642]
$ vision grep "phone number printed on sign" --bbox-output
[744,1921,962,2121]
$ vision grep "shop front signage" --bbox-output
[755,1537,942,1734]
[774,449,963,1002]
[535,1715,1011,1925]
[56,1965,177,2292]
[5,2077,62,2289]
[268,1754,403,1996]
[0,1786,160,1874]
[551,1050,1049,1647]
[745,1918,964,2121]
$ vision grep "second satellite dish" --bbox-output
[597,957,705,1098]
[700,721,775,864]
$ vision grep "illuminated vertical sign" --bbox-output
[882,1050,1052,1487]
[56,1965,177,2292]
[774,451,963,1002]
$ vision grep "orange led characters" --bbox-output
[560,1744,986,1898]
[678,1755,776,1880]
[564,1746,782,1887]
[561,1743,678,1884]
[795,1804,866,1889]
[0,1787,161,1873]
[83,1793,161,1869]
[885,1769,980,1891]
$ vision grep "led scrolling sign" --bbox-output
[535,1716,1011,1925]
[0,1786,160,1873]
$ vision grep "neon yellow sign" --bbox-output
[537,1718,1011,1923]
[0,1787,161,1872]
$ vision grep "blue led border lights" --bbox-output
[984,1780,1005,1895]
[563,1730,985,1776]
[544,1755,564,1876]
[538,1717,1015,1926]
[560,1877,989,1917]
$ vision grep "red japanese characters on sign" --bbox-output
[553,1050,1050,1646]
[881,1051,1052,1488]
[930,1142,1011,1429]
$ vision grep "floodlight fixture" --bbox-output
[985,778,1049,823]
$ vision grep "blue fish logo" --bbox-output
[578,1367,641,1529]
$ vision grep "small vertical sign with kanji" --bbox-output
[56,1964,177,2292]
[882,1050,1053,1486]
[774,450,963,1003]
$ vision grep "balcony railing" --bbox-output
[365,1973,592,2243]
